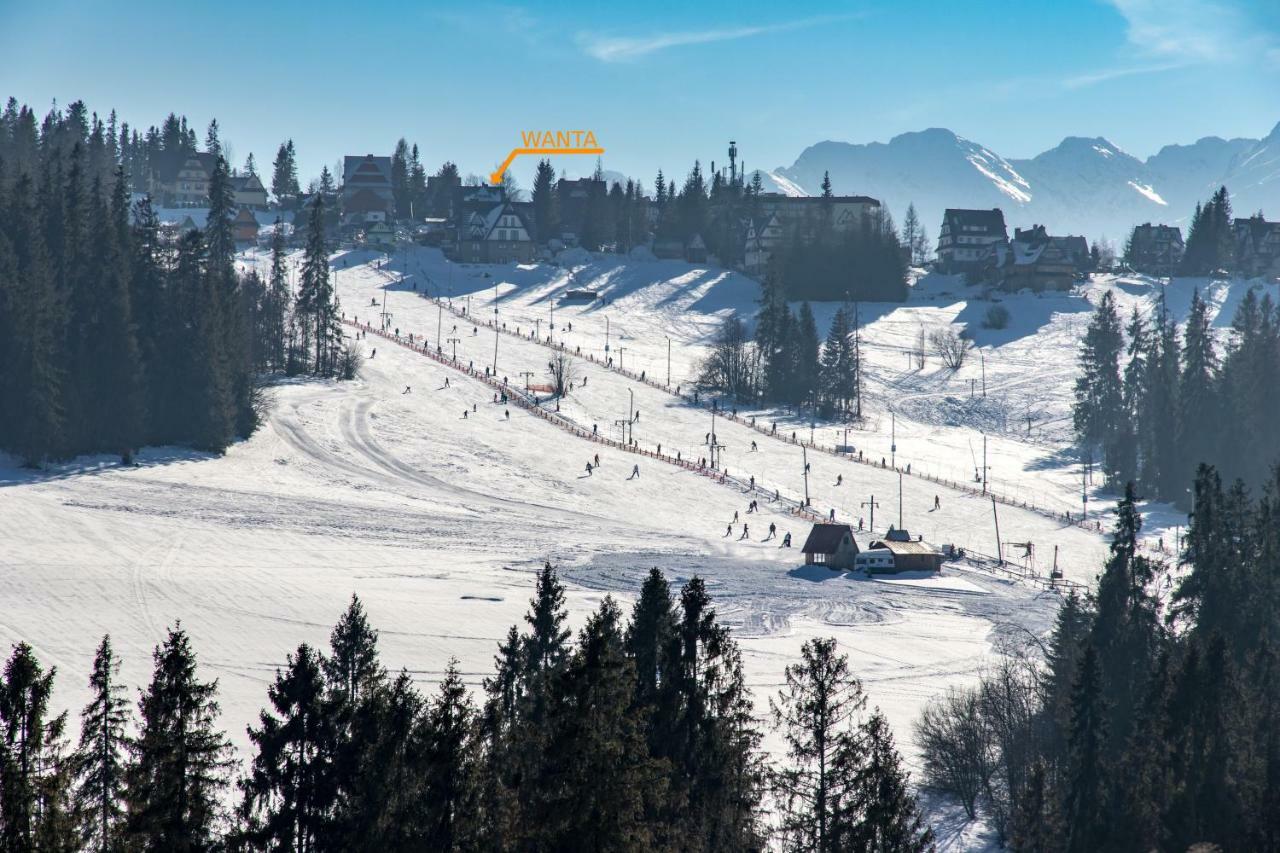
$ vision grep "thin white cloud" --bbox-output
[1105,0,1278,65]
[1062,61,1190,89]
[577,14,859,63]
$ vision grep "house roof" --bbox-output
[229,174,265,193]
[345,187,390,214]
[944,208,1007,234]
[343,155,392,187]
[802,523,854,554]
[867,537,938,556]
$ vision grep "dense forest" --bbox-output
[0,566,933,852]
[0,99,349,466]
[917,472,1280,851]
[1072,281,1280,505]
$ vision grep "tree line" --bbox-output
[1073,283,1280,505]
[0,98,352,467]
[0,566,934,852]
[917,471,1280,851]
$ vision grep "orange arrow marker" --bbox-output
[489,146,605,185]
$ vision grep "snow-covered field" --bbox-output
[8,242,1266,846]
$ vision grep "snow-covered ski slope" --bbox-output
[7,243,1268,839]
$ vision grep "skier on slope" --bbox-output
[766,522,776,541]
[629,464,640,480]
[586,461,593,476]
[739,524,749,540]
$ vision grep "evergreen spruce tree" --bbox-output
[1008,761,1064,853]
[819,307,856,417]
[1115,306,1147,486]
[625,568,678,712]
[72,636,132,853]
[88,168,145,461]
[1072,291,1124,483]
[296,198,340,376]
[237,643,334,852]
[1088,482,1164,747]
[1177,290,1218,495]
[838,710,932,853]
[521,561,571,725]
[531,158,558,243]
[796,302,820,410]
[420,659,475,851]
[124,625,233,852]
[770,636,866,852]
[1062,644,1107,853]
[266,218,289,373]
[0,642,70,853]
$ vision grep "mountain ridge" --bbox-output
[774,124,1280,243]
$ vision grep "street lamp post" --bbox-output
[447,336,460,361]
[665,335,671,387]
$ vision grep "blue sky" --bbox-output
[2,0,1278,192]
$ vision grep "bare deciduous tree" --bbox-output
[546,352,577,397]
[697,315,757,401]
[916,687,992,819]
[930,327,972,370]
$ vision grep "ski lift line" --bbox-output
[379,272,1101,538]
[342,318,828,530]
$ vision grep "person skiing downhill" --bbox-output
[732,510,739,523]
[739,524,749,540]
[586,461,593,476]
[766,522,777,541]
[725,523,733,537]
[629,464,640,480]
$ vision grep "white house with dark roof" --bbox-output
[937,208,1009,274]
[455,200,534,264]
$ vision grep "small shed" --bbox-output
[233,207,260,244]
[801,523,859,570]
[865,529,944,573]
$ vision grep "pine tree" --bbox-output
[124,625,233,852]
[323,594,385,712]
[1072,291,1124,482]
[237,643,334,852]
[796,302,820,410]
[1008,761,1064,853]
[1062,644,1107,853]
[271,141,298,203]
[1089,482,1164,747]
[900,203,924,266]
[266,218,289,372]
[420,659,475,851]
[89,168,145,461]
[1,643,70,853]
[625,568,678,711]
[819,307,856,417]
[1177,290,1218,497]
[521,562,571,724]
[72,636,132,853]
[2,173,64,464]
[203,120,220,158]
[296,197,340,376]
[527,598,672,851]
[770,637,864,852]
[838,710,932,852]
[531,158,558,243]
[243,153,257,179]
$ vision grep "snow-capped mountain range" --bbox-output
[772,123,1280,244]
